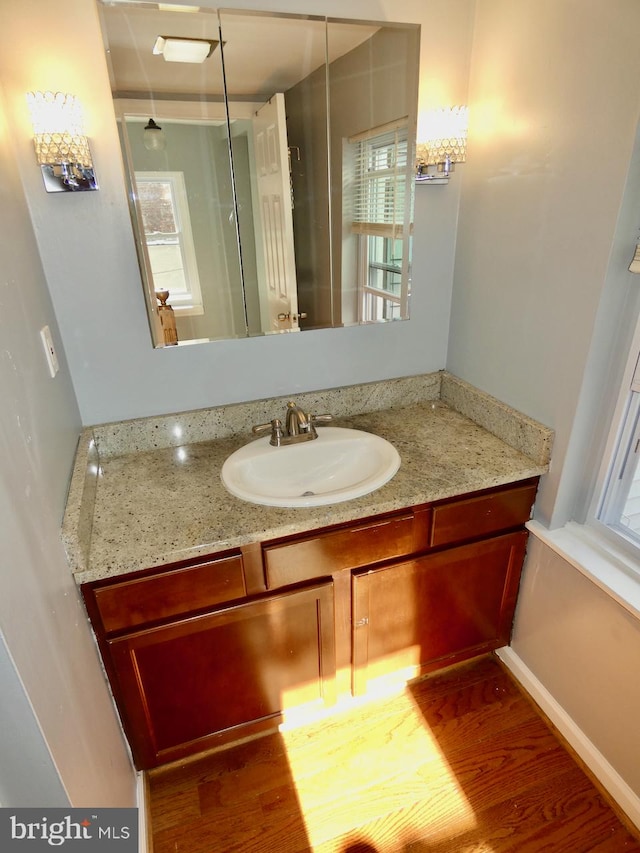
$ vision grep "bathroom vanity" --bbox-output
[67,373,553,770]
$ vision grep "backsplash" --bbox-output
[440,374,553,467]
[89,372,442,459]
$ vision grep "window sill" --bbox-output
[526,520,640,620]
[173,305,204,317]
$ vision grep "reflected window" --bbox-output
[362,235,404,322]
[349,120,411,323]
[135,171,204,315]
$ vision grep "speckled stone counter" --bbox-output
[63,372,553,585]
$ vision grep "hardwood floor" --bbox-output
[147,655,640,853]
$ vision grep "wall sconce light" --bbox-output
[26,91,98,192]
[143,118,166,152]
[153,35,218,63]
[416,106,468,185]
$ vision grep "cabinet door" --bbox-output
[352,532,527,695]
[107,580,335,769]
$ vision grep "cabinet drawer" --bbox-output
[89,554,247,634]
[263,508,431,589]
[430,480,537,548]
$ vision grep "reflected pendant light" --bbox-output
[143,118,165,151]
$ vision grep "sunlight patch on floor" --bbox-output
[279,686,481,851]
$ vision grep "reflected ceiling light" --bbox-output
[416,106,468,185]
[152,35,217,63]
[26,91,98,192]
[143,118,166,151]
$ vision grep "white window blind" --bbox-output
[349,118,410,239]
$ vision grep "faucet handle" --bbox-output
[252,421,273,435]
[252,418,284,446]
[310,413,333,426]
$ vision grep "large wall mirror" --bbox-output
[98,2,420,347]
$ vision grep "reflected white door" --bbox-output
[252,93,299,333]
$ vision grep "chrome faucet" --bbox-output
[252,401,333,446]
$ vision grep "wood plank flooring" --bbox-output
[147,655,640,853]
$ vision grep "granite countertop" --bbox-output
[69,386,551,584]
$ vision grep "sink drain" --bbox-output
[301,490,315,497]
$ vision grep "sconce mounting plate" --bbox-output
[40,164,99,193]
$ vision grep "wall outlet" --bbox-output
[40,325,59,378]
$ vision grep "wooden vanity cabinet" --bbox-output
[83,552,335,769]
[82,477,538,770]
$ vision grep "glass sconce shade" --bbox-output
[26,91,92,167]
[26,91,98,191]
[415,136,466,168]
[416,106,468,182]
[32,131,93,169]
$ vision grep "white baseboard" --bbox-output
[497,647,640,831]
[137,772,150,853]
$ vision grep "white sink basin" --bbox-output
[221,427,400,507]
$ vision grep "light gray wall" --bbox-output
[0,637,68,807]
[447,0,640,528]
[447,0,640,807]
[550,120,640,529]
[0,0,475,426]
[0,81,136,805]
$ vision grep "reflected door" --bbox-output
[252,93,299,333]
